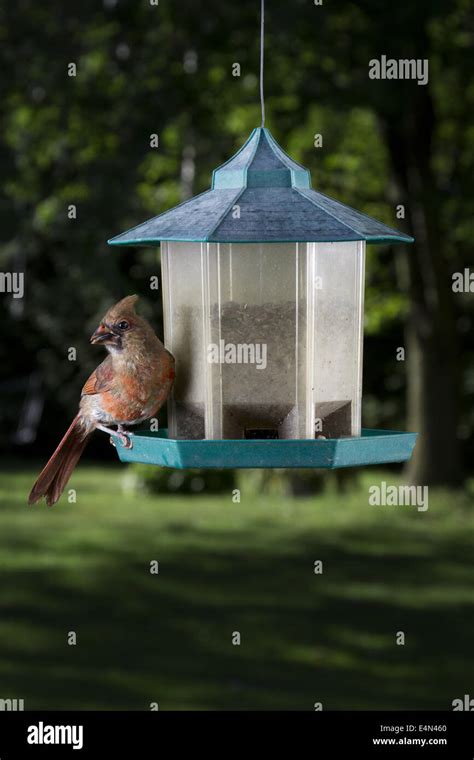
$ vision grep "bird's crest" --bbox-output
[105,294,139,321]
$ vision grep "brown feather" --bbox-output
[82,355,114,396]
[28,415,92,506]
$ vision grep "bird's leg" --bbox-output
[96,423,133,449]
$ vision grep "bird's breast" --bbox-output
[98,356,174,425]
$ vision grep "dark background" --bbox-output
[0,0,473,711]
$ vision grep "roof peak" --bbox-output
[212,128,312,190]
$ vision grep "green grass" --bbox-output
[0,461,473,710]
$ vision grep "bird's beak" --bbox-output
[90,324,117,344]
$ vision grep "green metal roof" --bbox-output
[108,128,414,246]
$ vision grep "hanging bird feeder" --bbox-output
[107,4,417,470]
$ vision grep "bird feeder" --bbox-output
[108,127,417,468]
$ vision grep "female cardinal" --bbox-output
[28,295,175,506]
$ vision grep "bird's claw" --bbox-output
[118,432,133,449]
[108,432,134,449]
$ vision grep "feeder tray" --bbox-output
[113,429,417,470]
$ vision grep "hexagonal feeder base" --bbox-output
[112,429,417,469]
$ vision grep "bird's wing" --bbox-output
[81,356,114,396]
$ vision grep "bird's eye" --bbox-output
[117,320,130,331]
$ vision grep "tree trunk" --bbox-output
[382,88,464,487]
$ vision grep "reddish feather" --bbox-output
[28,415,91,506]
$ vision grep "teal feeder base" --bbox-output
[112,428,417,469]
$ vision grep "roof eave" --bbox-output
[108,233,415,246]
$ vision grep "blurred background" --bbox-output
[0,0,473,710]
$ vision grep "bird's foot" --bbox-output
[119,432,133,449]
[97,423,134,449]
[108,432,133,449]
[117,425,133,449]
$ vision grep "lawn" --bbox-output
[0,460,473,710]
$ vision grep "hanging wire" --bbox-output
[259,0,265,127]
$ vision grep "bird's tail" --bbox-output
[28,414,93,506]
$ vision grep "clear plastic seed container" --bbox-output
[161,240,365,440]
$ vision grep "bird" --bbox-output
[28,294,175,506]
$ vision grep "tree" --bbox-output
[0,0,472,486]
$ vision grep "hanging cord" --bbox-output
[259,0,265,127]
